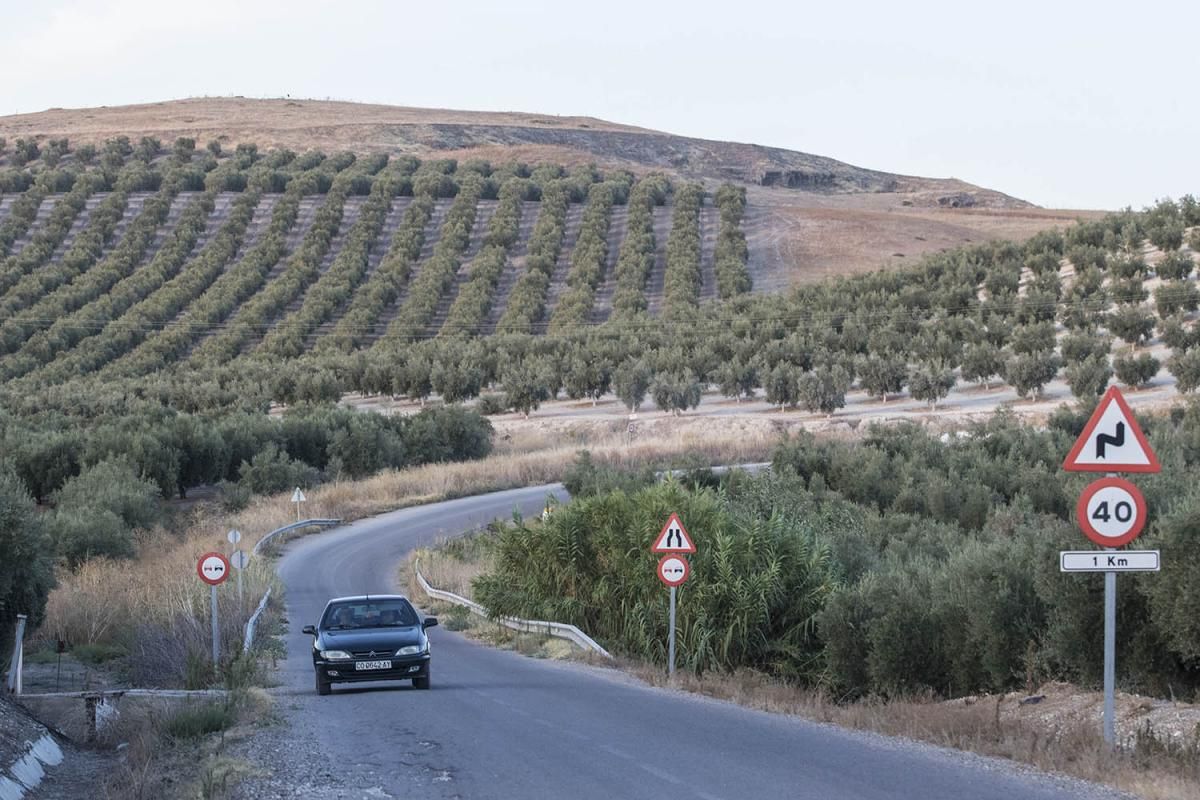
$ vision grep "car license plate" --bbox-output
[355,660,391,671]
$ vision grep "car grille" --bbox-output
[350,650,392,659]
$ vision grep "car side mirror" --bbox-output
[422,617,439,629]
[302,625,317,636]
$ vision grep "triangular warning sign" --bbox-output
[292,487,307,502]
[652,513,695,553]
[1063,386,1160,473]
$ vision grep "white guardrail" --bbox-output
[413,560,613,659]
[243,518,342,653]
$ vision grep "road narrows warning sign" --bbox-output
[652,512,696,553]
[1063,386,1161,473]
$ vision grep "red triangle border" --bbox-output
[1062,385,1161,473]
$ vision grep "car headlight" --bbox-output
[395,644,425,656]
[320,650,352,660]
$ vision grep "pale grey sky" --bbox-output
[2,0,1195,209]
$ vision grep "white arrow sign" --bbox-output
[1060,550,1160,572]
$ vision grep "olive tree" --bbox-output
[908,362,956,409]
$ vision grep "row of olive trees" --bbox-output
[547,175,634,333]
[661,182,705,319]
[317,192,437,351]
[0,169,108,297]
[712,183,751,297]
[611,174,671,316]
[0,183,183,357]
[378,171,486,342]
[494,176,576,333]
[441,177,532,335]
[256,159,418,358]
[15,158,364,386]
[175,156,372,367]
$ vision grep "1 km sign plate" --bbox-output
[1060,550,1160,573]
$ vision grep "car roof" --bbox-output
[326,594,409,604]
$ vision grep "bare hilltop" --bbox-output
[0,97,1097,286]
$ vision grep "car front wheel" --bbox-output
[413,666,430,690]
[316,671,331,696]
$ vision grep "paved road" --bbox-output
[243,484,1126,800]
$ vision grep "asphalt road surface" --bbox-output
[240,484,1127,800]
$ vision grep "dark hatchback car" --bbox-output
[302,595,438,695]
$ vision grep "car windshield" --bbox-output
[321,599,419,629]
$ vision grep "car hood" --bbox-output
[317,627,424,652]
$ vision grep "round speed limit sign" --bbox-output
[1076,477,1147,547]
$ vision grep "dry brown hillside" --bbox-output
[0,97,1101,285]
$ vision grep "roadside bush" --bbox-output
[238,443,320,495]
[46,508,133,567]
[0,468,55,659]
[475,481,837,677]
[561,450,655,498]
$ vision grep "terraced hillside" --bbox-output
[3,98,1097,286]
[0,149,745,358]
[2,126,1197,509]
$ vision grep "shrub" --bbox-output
[163,701,238,740]
[561,451,655,498]
[47,508,132,567]
[238,443,320,494]
[53,457,161,531]
[0,468,56,657]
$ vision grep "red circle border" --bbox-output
[656,554,691,587]
[1076,477,1147,548]
[197,551,231,585]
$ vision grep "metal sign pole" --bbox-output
[1104,554,1116,746]
[668,586,676,678]
[237,569,244,609]
[1102,468,1117,748]
[211,584,220,669]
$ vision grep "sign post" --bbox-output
[1062,386,1161,746]
[198,552,231,668]
[291,487,306,521]
[230,549,250,606]
[653,513,695,678]
[227,530,243,606]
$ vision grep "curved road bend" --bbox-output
[239,484,1126,800]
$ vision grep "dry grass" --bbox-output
[619,668,1196,799]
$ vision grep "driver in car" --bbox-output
[333,606,354,628]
